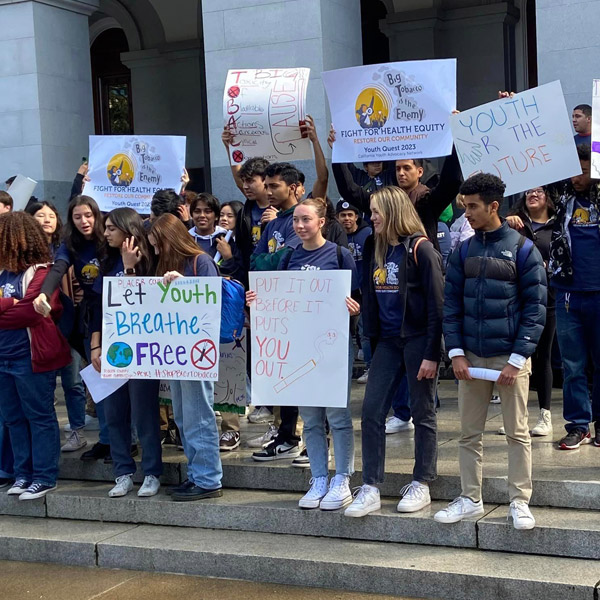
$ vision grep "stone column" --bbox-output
[201,0,363,200]
[0,0,98,209]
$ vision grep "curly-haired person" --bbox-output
[0,212,71,500]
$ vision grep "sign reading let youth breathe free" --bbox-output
[249,271,351,408]
[88,135,186,213]
[451,81,581,196]
[322,59,456,163]
[223,68,312,163]
[101,276,222,381]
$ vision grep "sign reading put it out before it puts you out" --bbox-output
[322,58,456,163]
[101,276,222,381]
[249,271,351,409]
[87,135,186,213]
[450,80,581,196]
[223,68,312,164]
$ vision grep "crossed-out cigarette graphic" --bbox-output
[273,329,338,393]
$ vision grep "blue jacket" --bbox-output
[444,221,547,359]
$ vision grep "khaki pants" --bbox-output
[458,352,532,503]
[221,411,240,433]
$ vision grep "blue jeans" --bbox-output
[170,380,222,490]
[556,290,600,432]
[60,348,86,431]
[357,315,372,367]
[0,420,14,478]
[392,374,411,421]
[83,336,109,444]
[104,379,162,478]
[300,342,355,479]
[0,356,59,486]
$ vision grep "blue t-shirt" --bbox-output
[55,240,100,298]
[251,204,267,247]
[253,209,300,256]
[281,240,359,290]
[574,133,592,147]
[373,244,405,337]
[0,271,30,359]
[347,225,372,288]
[92,256,125,296]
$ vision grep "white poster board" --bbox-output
[450,81,581,196]
[249,271,350,408]
[322,59,456,163]
[8,174,37,211]
[223,68,312,163]
[591,79,600,178]
[101,276,221,380]
[87,135,186,213]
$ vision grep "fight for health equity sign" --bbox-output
[451,81,581,196]
[249,271,351,408]
[101,276,222,381]
[223,68,312,163]
[322,59,456,163]
[87,135,186,213]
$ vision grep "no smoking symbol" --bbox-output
[190,339,217,370]
[232,150,244,163]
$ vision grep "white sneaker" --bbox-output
[531,409,552,437]
[357,349,364,361]
[137,475,160,497]
[357,369,369,384]
[108,474,134,498]
[61,429,87,452]
[385,416,414,434]
[434,496,484,523]
[247,406,273,424]
[344,484,381,517]
[490,394,501,404]
[509,500,536,530]
[247,424,278,448]
[497,425,506,435]
[396,481,431,513]
[320,474,352,510]
[298,476,329,509]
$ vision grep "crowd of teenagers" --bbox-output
[0,103,598,533]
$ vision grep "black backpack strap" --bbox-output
[336,244,344,269]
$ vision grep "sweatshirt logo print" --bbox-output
[373,261,399,290]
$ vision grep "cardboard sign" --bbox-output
[7,174,37,211]
[87,135,186,213]
[249,271,351,408]
[101,276,221,380]
[223,68,312,163]
[214,339,248,412]
[451,81,581,196]
[323,59,456,163]
[591,79,600,178]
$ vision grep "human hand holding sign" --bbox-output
[327,124,336,149]
[163,271,183,284]
[452,355,473,380]
[246,290,257,307]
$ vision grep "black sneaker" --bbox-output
[0,477,14,489]
[291,447,310,468]
[80,442,110,461]
[594,422,600,447]
[19,482,57,500]
[219,431,241,451]
[104,444,139,464]
[171,485,223,502]
[252,439,301,462]
[165,479,194,496]
[558,429,591,450]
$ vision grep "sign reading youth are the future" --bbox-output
[249,271,351,408]
[223,68,312,163]
[451,81,581,196]
[88,135,186,213]
[322,59,456,163]
[101,276,221,381]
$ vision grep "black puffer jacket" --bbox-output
[444,221,547,359]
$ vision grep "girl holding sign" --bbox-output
[89,208,162,498]
[247,197,360,510]
[148,214,223,502]
[345,186,444,518]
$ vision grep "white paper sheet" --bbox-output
[80,364,127,404]
[468,367,501,382]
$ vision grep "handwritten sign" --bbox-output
[591,80,600,178]
[101,276,221,381]
[214,339,248,413]
[451,81,581,196]
[223,68,312,163]
[249,271,350,408]
[88,135,186,213]
[322,59,456,163]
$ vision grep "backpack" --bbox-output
[278,244,344,270]
[458,234,534,275]
[193,257,245,343]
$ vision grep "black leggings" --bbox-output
[531,309,556,411]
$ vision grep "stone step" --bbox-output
[57,452,600,511]
[0,515,597,600]
[2,482,600,561]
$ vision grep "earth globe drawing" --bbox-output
[106,342,133,368]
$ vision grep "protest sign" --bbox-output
[7,175,37,211]
[223,68,312,163]
[80,364,127,404]
[592,80,600,178]
[249,271,351,408]
[322,59,456,163]
[450,81,581,196]
[87,135,186,213]
[101,276,221,381]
